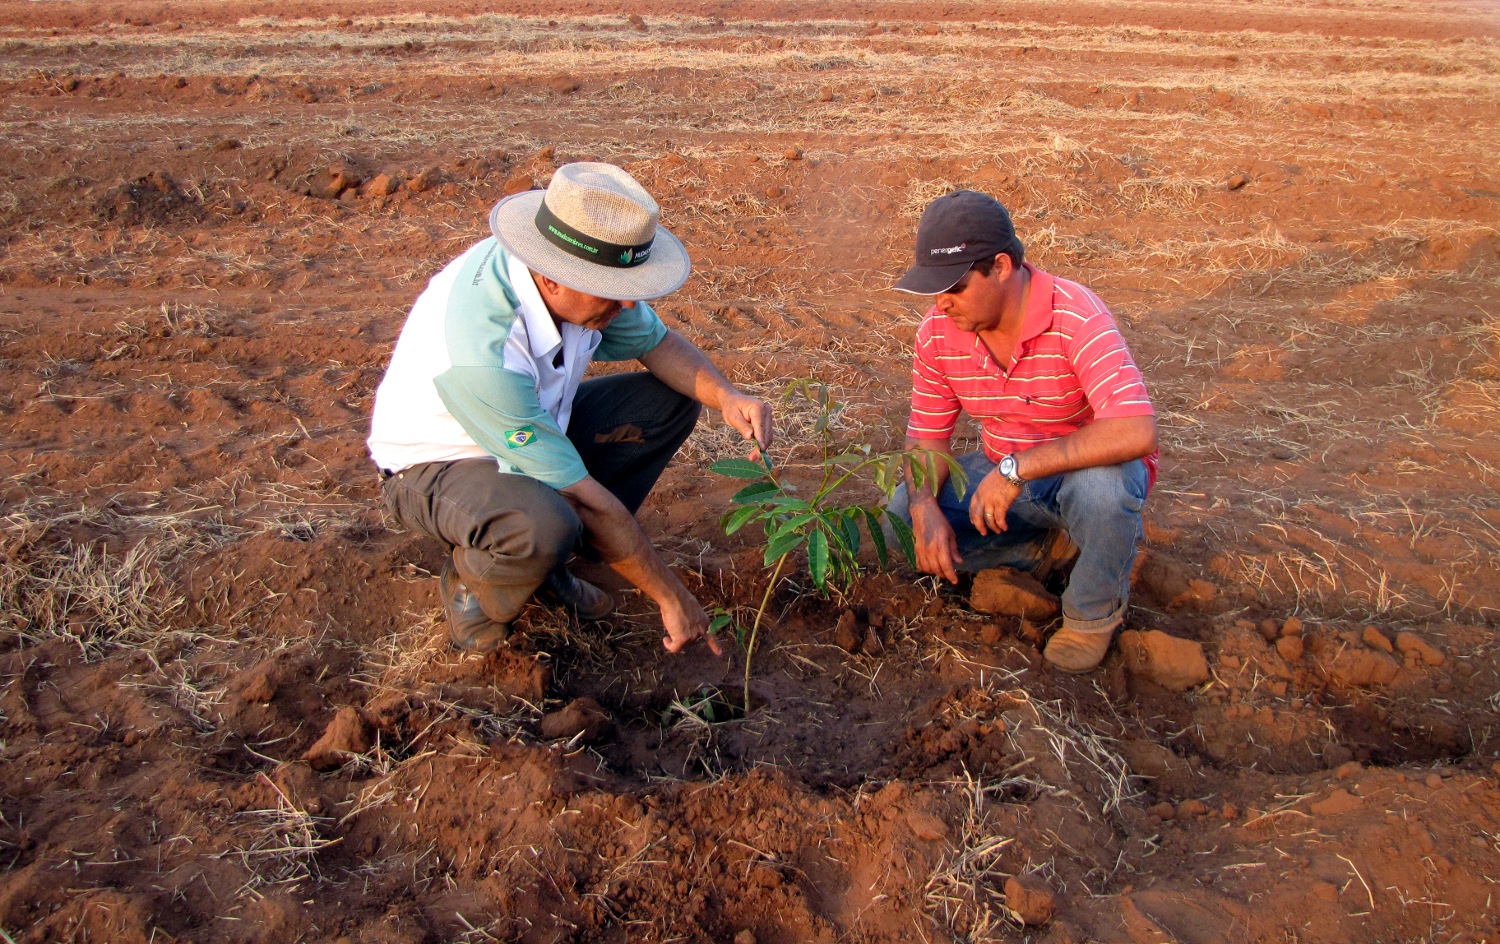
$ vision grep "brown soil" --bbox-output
[2,2,1498,942]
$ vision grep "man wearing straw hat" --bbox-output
[369,162,771,656]
[887,190,1158,673]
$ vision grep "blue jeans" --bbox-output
[887,452,1148,633]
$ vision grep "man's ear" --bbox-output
[993,252,1015,279]
[532,270,561,298]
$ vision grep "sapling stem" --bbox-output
[743,554,788,715]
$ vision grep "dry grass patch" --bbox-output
[0,500,229,659]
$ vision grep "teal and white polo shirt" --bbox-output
[368,238,667,488]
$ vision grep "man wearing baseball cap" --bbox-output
[369,162,771,656]
[889,190,1158,672]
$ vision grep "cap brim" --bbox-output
[489,191,691,301]
[893,261,971,295]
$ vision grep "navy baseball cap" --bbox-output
[894,190,1020,295]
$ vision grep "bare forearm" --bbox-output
[639,329,737,411]
[561,478,693,609]
[1012,415,1157,481]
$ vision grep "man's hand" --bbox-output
[661,593,723,656]
[562,475,723,658]
[910,500,963,585]
[968,469,1022,537]
[720,389,774,455]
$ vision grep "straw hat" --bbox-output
[489,162,690,301]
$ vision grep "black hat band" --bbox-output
[535,200,653,269]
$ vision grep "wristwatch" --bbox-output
[997,454,1026,487]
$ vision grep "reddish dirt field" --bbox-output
[2,2,1498,942]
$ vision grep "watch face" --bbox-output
[1000,456,1015,476]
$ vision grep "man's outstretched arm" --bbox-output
[559,474,722,656]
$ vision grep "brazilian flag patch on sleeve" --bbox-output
[504,425,536,448]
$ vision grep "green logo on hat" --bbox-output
[504,425,536,448]
[618,248,634,265]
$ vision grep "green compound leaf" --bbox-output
[862,507,889,570]
[763,495,811,511]
[808,528,829,590]
[764,529,806,568]
[722,505,762,535]
[888,512,917,567]
[835,509,861,558]
[731,481,781,504]
[776,512,819,533]
[711,458,772,480]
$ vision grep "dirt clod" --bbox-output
[1395,631,1445,666]
[1310,788,1363,815]
[235,665,278,703]
[1275,634,1304,662]
[408,166,440,192]
[540,697,612,744]
[364,173,401,197]
[1323,647,1400,688]
[302,164,362,200]
[1118,630,1209,692]
[502,172,535,197]
[1362,625,1394,652]
[783,146,803,160]
[970,568,1060,619]
[1004,874,1057,925]
[1136,555,1216,608]
[906,809,948,841]
[1176,798,1210,818]
[834,610,861,653]
[302,707,374,771]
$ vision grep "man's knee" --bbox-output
[1058,462,1146,518]
[464,487,581,582]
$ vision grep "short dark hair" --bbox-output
[971,239,1024,276]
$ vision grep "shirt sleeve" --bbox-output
[594,301,668,361]
[433,365,589,489]
[906,314,962,441]
[1066,309,1155,419]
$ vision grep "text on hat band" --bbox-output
[534,200,654,269]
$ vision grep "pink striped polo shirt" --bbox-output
[906,263,1158,488]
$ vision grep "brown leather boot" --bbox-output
[1033,529,1080,585]
[1043,624,1115,673]
[439,560,510,653]
[537,568,614,622]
